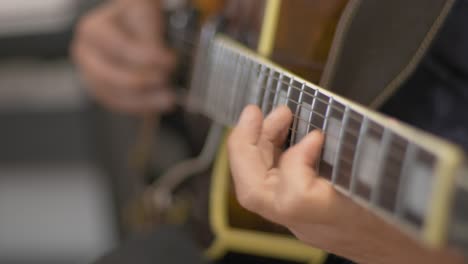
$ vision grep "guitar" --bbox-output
[187,34,468,263]
[138,0,467,263]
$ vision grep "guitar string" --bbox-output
[167,29,412,214]
[200,41,437,221]
[194,51,410,151]
[188,40,422,176]
[186,51,424,214]
[196,69,410,157]
[194,57,421,198]
[255,81,408,150]
[167,15,403,201]
[247,98,407,164]
[267,110,408,195]
[197,84,412,185]
[247,76,414,194]
[253,96,412,195]
[176,37,418,162]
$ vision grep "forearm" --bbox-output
[303,201,464,264]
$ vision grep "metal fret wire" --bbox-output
[395,144,418,217]
[248,86,409,164]
[195,44,410,172]
[196,39,413,176]
[349,118,369,195]
[198,56,404,149]
[195,49,408,152]
[308,89,320,140]
[291,82,306,147]
[332,106,350,185]
[371,129,393,205]
[188,38,437,235]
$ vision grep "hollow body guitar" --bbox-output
[188,34,468,263]
[154,0,348,262]
[156,0,468,263]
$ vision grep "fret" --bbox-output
[350,117,369,195]
[395,143,417,217]
[248,63,260,105]
[295,103,313,145]
[331,106,350,185]
[377,136,407,212]
[246,62,255,105]
[252,64,268,106]
[261,69,275,115]
[233,55,243,121]
[307,89,320,134]
[187,37,466,248]
[217,44,231,118]
[232,55,245,123]
[227,52,241,123]
[221,47,235,122]
[273,73,284,107]
[279,77,296,119]
[285,77,294,104]
[370,128,393,206]
[290,82,306,146]
[319,96,335,179]
[401,150,435,228]
[322,97,334,131]
[282,76,295,108]
[240,57,253,121]
[206,44,222,115]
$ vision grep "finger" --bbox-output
[275,130,338,223]
[228,106,276,211]
[261,106,293,148]
[74,42,168,91]
[122,0,165,44]
[278,130,326,197]
[289,129,325,167]
[229,105,263,146]
[81,13,174,69]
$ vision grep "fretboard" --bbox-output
[187,35,466,250]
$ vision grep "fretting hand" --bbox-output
[228,105,464,264]
[72,0,176,114]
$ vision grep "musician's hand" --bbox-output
[228,105,464,264]
[72,0,176,114]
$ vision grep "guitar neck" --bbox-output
[188,35,466,249]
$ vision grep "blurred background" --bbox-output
[0,0,146,263]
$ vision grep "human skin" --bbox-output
[228,105,465,264]
[72,0,176,114]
